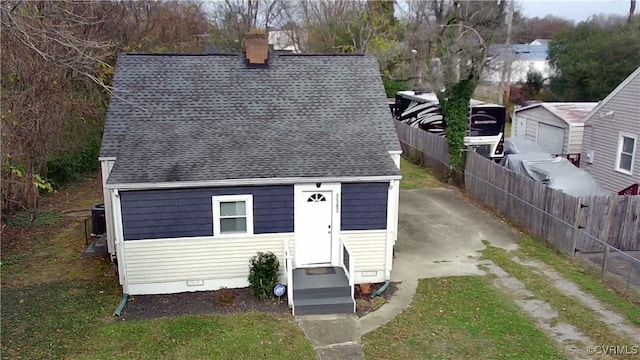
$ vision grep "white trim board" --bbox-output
[211,194,254,237]
[615,132,637,176]
[106,175,401,191]
[128,277,251,295]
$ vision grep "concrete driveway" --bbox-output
[392,188,520,283]
[359,187,521,335]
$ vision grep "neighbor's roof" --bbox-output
[515,102,598,125]
[530,39,550,46]
[101,53,401,185]
[488,44,548,62]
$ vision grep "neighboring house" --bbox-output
[268,30,302,53]
[581,66,640,194]
[99,30,402,315]
[511,102,597,160]
[530,38,550,46]
[483,44,553,84]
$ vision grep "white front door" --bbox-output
[298,191,333,266]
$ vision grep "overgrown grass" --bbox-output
[515,238,640,326]
[5,208,63,229]
[363,276,565,360]
[400,157,444,190]
[483,245,638,358]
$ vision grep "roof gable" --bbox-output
[583,66,640,125]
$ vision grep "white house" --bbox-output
[483,44,553,84]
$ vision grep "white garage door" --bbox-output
[536,123,565,154]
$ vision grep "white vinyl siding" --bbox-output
[581,69,640,192]
[124,233,294,292]
[568,126,585,154]
[616,133,637,175]
[340,230,387,273]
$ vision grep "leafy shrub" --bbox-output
[247,251,280,301]
[46,140,101,188]
[6,209,62,229]
[214,287,235,307]
[384,79,405,98]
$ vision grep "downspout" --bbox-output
[371,280,391,298]
[374,179,397,298]
[113,293,128,317]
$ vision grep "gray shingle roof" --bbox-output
[102,53,401,185]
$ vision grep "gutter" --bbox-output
[105,175,403,191]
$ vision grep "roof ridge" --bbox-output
[122,52,239,57]
[120,52,368,57]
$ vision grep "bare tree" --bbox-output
[1,0,211,215]
[290,0,397,53]
[209,0,288,51]
[397,0,507,174]
[629,0,636,24]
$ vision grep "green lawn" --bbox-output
[483,244,638,358]
[400,157,445,190]
[74,313,316,360]
[1,177,316,360]
[362,276,565,360]
[1,279,315,360]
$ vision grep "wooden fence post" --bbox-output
[601,245,610,277]
[570,197,582,256]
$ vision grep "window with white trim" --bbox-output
[616,133,637,174]
[212,195,254,236]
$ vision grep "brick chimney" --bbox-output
[244,28,269,65]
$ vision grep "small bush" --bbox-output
[214,287,235,307]
[248,251,280,301]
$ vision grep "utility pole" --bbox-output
[503,0,514,128]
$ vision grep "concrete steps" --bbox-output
[293,267,355,316]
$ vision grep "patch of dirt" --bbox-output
[484,262,595,359]
[355,282,397,317]
[120,288,290,320]
[513,257,640,344]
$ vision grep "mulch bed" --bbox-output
[120,287,290,320]
[119,282,398,320]
[355,282,398,317]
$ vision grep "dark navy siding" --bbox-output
[341,183,388,231]
[120,185,294,240]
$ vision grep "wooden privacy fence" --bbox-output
[464,151,640,253]
[394,121,450,175]
[394,122,640,253]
